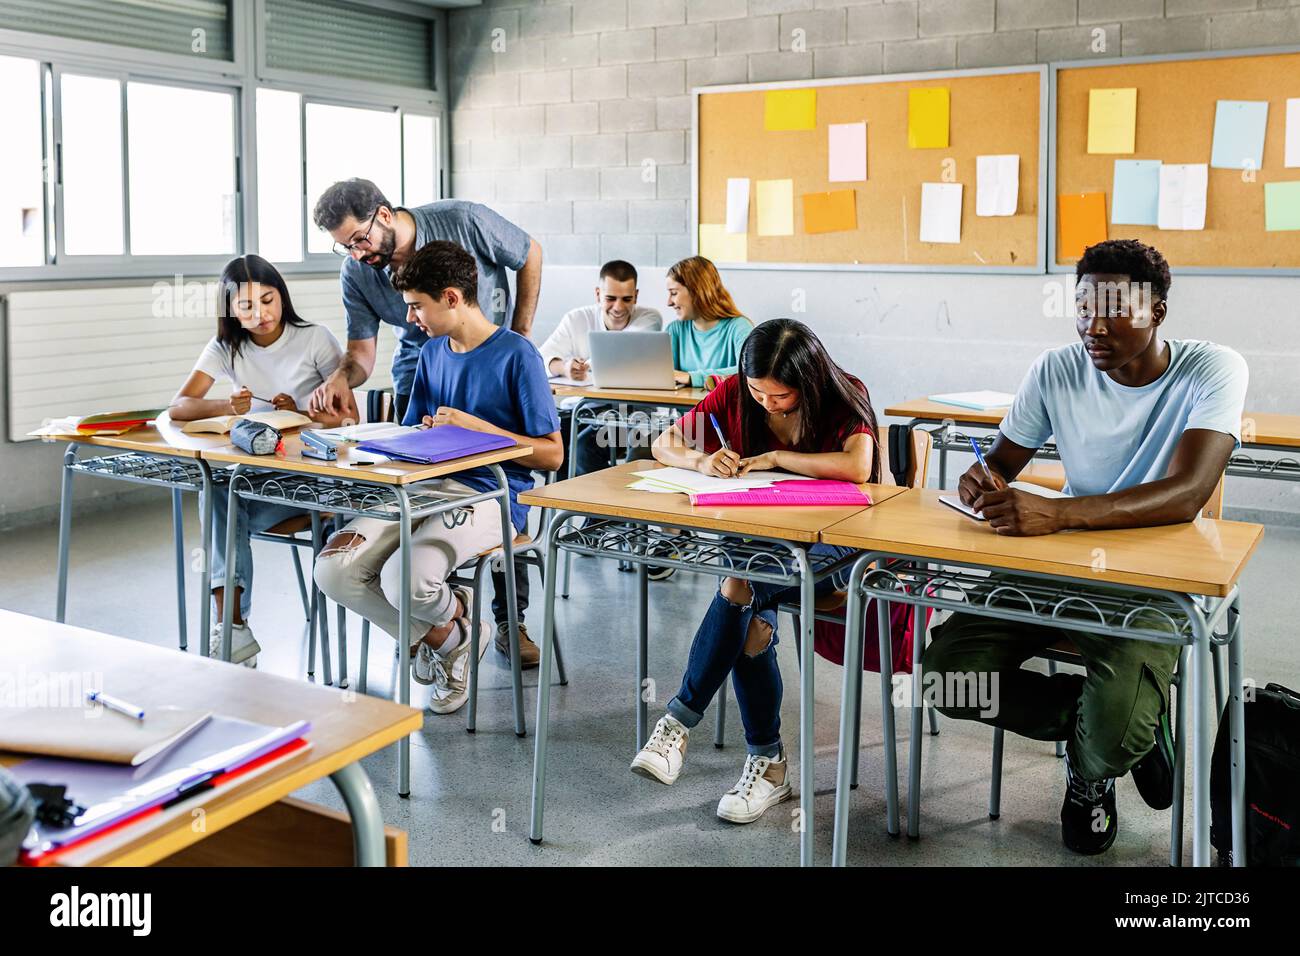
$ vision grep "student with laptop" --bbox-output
[540,259,662,476]
[665,256,752,389]
[922,239,1248,855]
[170,255,358,667]
[629,318,881,823]
[314,241,562,715]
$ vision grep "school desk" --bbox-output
[517,461,907,867]
[201,432,532,797]
[0,610,420,866]
[885,398,1300,490]
[36,413,231,654]
[821,489,1264,867]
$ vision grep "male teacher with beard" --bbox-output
[308,177,544,667]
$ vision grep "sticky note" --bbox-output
[1285,99,1300,169]
[699,224,748,262]
[1058,193,1107,259]
[908,88,949,149]
[919,182,962,244]
[1210,100,1268,171]
[1087,88,1137,154]
[828,122,867,182]
[756,179,794,236]
[1111,160,1161,226]
[725,178,750,234]
[975,154,1019,217]
[1264,181,1300,231]
[802,189,857,234]
[764,89,816,131]
[1157,164,1207,231]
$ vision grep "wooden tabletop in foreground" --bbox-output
[520,461,908,543]
[821,488,1264,597]
[0,611,421,866]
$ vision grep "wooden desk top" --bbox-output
[551,383,709,407]
[821,488,1263,597]
[32,412,231,460]
[0,610,421,866]
[518,461,907,544]
[202,431,534,486]
[886,397,1300,450]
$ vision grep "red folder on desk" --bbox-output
[689,480,871,507]
[357,425,515,464]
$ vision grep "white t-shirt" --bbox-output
[539,303,663,370]
[191,321,344,412]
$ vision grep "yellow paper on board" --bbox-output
[764,89,816,131]
[1087,88,1137,154]
[908,88,949,149]
[756,179,795,236]
[802,190,857,234]
[699,224,748,262]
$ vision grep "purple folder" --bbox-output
[357,424,515,464]
[11,716,310,854]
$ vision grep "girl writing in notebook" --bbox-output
[632,318,881,823]
[171,255,359,666]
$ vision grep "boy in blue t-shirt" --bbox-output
[922,239,1247,856]
[315,240,562,717]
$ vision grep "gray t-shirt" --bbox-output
[339,200,532,396]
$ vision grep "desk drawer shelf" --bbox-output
[68,452,226,493]
[227,469,498,523]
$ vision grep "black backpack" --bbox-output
[1211,682,1300,866]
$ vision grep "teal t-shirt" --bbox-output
[668,316,753,388]
[1000,339,1248,497]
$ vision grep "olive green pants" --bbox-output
[921,610,1181,782]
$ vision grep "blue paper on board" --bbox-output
[1111,160,1161,225]
[1210,100,1268,171]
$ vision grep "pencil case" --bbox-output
[230,419,282,456]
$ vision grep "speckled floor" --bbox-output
[4,495,1296,866]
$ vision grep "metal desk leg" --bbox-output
[55,443,77,623]
[878,594,901,837]
[1171,645,1189,867]
[220,466,244,663]
[396,487,413,797]
[907,598,925,839]
[793,546,815,868]
[310,511,333,687]
[561,401,586,601]
[636,559,649,749]
[530,511,569,845]
[337,603,349,690]
[832,559,870,867]
[171,489,188,652]
[1191,618,1212,866]
[198,463,214,658]
[1227,599,1246,867]
[490,464,525,737]
[936,423,949,490]
[467,558,488,733]
[714,681,727,748]
[329,762,386,866]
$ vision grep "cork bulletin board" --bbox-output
[1053,48,1300,273]
[692,66,1047,273]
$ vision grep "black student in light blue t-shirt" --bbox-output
[314,240,562,717]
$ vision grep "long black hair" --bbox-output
[737,318,881,482]
[217,254,310,359]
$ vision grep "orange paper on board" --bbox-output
[1058,192,1107,260]
[802,190,857,234]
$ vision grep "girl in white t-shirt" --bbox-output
[172,255,359,666]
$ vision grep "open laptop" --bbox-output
[588,331,683,390]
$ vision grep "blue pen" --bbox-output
[709,413,731,452]
[86,690,145,721]
[968,436,996,484]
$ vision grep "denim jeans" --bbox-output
[666,543,854,757]
[207,490,305,621]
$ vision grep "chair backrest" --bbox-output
[882,425,933,489]
[1202,474,1226,519]
[366,388,395,424]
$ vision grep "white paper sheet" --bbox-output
[313,421,416,443]
[629,467,818,495]
[725,177,750,234]
[928,390,1016,410]
[920,182,963,243]
[975,155,1018,217]
[828,122,867,182]
[1157,163,1208,231]
[1287,98,1300,169]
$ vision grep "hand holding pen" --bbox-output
[698,412,741,478]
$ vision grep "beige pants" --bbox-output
[313,479,506,647]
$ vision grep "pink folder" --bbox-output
[689,480,872,507]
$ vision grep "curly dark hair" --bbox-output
[312,178,390,232]
[1076,239,1171,301]
[390,240,479,306]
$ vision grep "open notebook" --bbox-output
[180,409,313,435]
[939,481,1070,521]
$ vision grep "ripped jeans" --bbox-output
[666,544,854,757]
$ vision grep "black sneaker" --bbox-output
[1130,711,1174,811]
[645,541,679,581]
[1060,754,1118,855]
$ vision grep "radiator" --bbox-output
[4,277,398,442]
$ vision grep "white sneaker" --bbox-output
[716,750,792,824]
[630,715,690,785]
[208,623,260,668]
[414,619,490,715]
